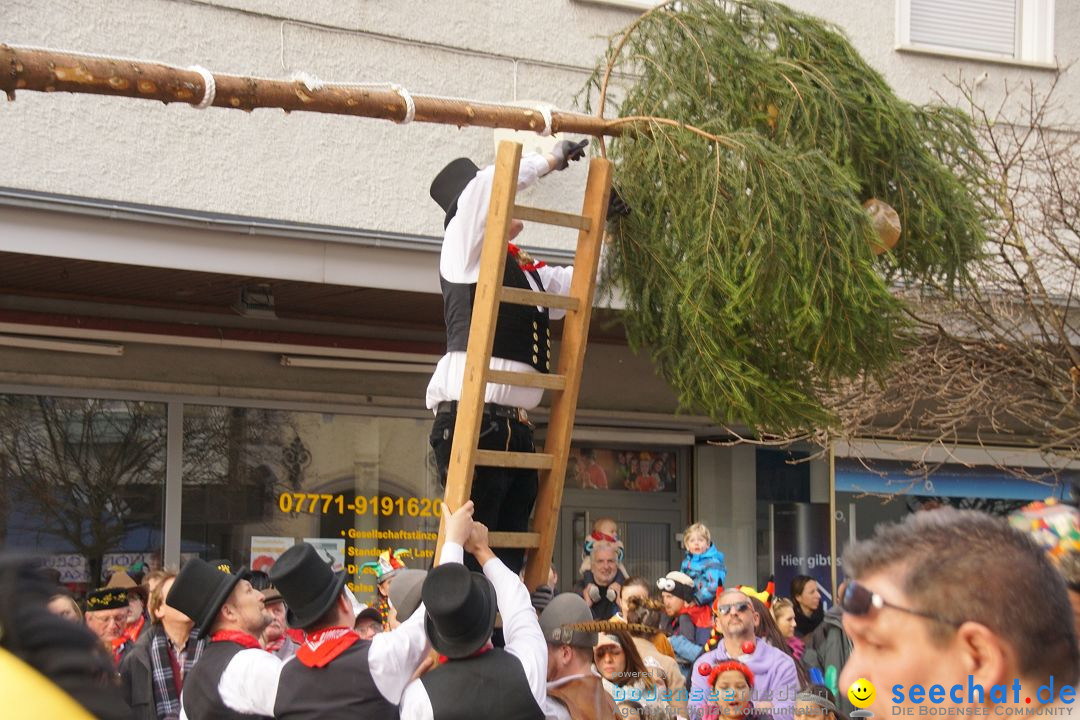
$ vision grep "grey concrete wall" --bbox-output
[693,443,757,586]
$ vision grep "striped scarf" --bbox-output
[150,626,206,719]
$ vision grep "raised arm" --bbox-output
[441,140,589,285]
[370,501,474,703]
[467,521,548,707]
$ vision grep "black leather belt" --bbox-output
[436,401,529,424]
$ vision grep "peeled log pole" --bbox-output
[0,45,624,137]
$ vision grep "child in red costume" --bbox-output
[702,660,755,719]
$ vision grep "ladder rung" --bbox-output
[513,204,592,231]
[475,450,555,470]
[500,287,580,312]
[489,531,542,549]
[487,369,567,390]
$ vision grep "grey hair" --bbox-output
[843,507,1079,686]
[590,541,618,559]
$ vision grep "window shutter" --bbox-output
[909,0,1017,56]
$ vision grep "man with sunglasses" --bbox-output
[839,508,1080,717]
[688,589,799,716]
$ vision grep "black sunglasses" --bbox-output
[716,601,752,615]
[841,580,961,627]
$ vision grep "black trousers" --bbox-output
[430,409,538,574]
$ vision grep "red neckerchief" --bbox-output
[296,627,360,668]
[437,641,493,665]
[210,630,262,650]
[508,243,546,272]
[123,615,146,644]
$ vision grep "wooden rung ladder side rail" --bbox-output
[522,156,612,591]
[434,139,612,590]
[435,142,524,545]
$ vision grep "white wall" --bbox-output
[4,0,1077,255]
[1,0,639,251]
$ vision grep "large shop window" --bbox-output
[0,394,167,594]
[180,406,438,606]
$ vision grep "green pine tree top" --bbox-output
[589,0,993,435]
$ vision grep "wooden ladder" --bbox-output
[435,139,612,590]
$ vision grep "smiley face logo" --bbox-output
[848,678,876,708]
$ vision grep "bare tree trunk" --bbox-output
[0,45,624,137]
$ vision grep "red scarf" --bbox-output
[296,627,360,668]
[210,630,262,650]
[437,641,493,665]
[508,243,546,272]
[123,615,146,644]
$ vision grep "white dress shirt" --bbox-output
[178,587,431,719]
[426,152,575,411]
[398,542,549,720]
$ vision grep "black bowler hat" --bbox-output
[269,542,347,630]
[429,158,480,228]
[168,558,241,639]
[422,563,496,659]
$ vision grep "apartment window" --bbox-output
[574,0,664,10]
[898,0,1055,65]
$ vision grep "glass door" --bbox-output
[556,506,683,592]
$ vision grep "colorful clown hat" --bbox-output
[737,576,775,608]
[360,548,411,582]
[1009,498,1080,561]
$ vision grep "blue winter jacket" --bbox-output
[681,543,727,606]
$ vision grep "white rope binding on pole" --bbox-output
[533,105,553,137]
[187,65,216,110]
[391,83,415,124]
[291,71,324,93]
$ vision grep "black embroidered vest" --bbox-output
[441,250,552,373]
[181,641,272,720]
[421,648,544,720]
[273,640,395,720]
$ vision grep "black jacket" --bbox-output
[802,607,855,717]
[118,628,156,720]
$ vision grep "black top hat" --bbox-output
[207,558,235,575]
[168,558,241,639]
[422,563,496,659]
[86,587,128,612]
[430,158,480,228]
[269,542,347,630]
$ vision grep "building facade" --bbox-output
[1,0,1076,603]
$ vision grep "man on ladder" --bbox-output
[426,138,589,575]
